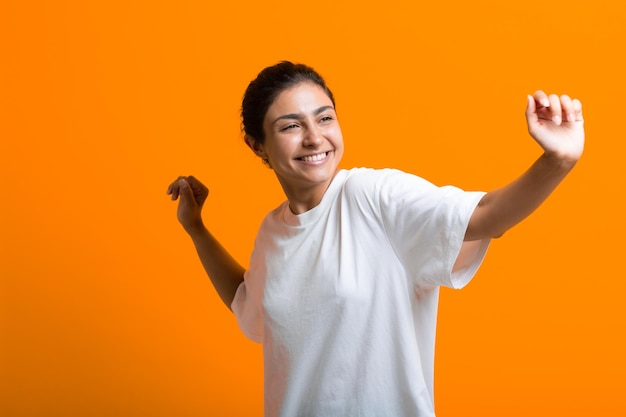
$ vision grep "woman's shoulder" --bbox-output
[339,167,406,200]
[340,167,439,202]
[342,167,394,181]
[341,167,417,189]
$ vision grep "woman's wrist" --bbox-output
[539,151,578,172]
[184,221,209,240]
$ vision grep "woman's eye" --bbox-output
[320,116,333,123]
[281,124,298,131]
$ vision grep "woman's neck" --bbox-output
[278,171,339,215]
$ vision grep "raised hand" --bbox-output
[166,175,209,234]
[526,90,585,164]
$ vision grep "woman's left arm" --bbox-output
[464,90,585,241]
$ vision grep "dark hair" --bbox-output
[241,61,336,145]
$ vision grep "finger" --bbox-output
[525,94,538,123]
[166,179,179,196]
[559,94,575,122]
[572,98,584,121]
[548,94,562,125]
[187,175,209,197]
[167,175,189,199]
[170,183,181,200]
[167,181,180,200]
[186,175,206,189]
[186,175,203,193]
[178,178,197,207]
[532,90,550,109]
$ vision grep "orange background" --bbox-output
[1,0,625,416]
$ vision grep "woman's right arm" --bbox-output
[166,176,245,311]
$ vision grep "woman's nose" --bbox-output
[303,125,323,147]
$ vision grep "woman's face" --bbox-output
[256,82,344,196]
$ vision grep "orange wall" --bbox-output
[2,1,625,416]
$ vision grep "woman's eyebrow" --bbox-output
[272,106,335,125]
[313,105,335,115]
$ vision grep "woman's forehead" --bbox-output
[267,82,334,117]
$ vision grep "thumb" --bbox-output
[178,179,197,207]
[525,94,537,122]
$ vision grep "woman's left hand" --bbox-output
[526,90,585,164]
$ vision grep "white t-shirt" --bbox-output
[232,168,490,417]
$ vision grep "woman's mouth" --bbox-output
[298,151,330,162]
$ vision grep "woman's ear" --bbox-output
[244,135,266,158]
[245,135,272,169]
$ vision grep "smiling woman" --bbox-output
[166,61,584,417]
[247,82,344,214]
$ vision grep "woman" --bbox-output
[167,61,584,416]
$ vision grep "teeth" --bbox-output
[301,152,327,162]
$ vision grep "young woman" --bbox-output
[167,61,584,416]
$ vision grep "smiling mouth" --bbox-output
[297,151,330,162]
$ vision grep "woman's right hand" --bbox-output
[166,175,209,234]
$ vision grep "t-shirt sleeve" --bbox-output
[376,169,489,289]
[231,269,263,343]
